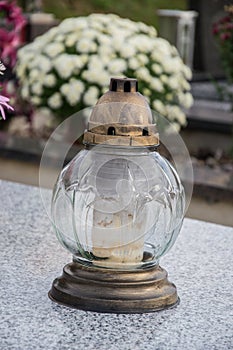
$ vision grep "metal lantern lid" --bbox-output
[83,77,159,147]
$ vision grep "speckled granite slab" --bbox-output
[0,180,232,350]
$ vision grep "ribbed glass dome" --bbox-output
[52,145,185,269]
[51,78,185,270]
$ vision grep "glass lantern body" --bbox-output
[51,145,185,270]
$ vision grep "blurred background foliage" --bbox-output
[18,0,187,27]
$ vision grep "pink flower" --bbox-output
[212,25,219,35]
[0,30,21,66]
[8,4,27,32]
[0,95,14,120]
[0,1,26,68]
[219,16,231,24]
[0,1,26,31]
[220,32,231,41]
[226,22,233,30]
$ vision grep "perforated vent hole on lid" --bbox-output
[142,128,149,136]
[107,127,116,135]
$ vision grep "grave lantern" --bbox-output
[49,77,185,313]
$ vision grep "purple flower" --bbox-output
[0,95,14,120]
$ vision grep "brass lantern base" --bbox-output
[49,261,179,313]
[49,262,179,313]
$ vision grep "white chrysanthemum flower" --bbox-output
[166,122,181,133]
[171,45,178,55]
[150,77,164,92]
[54,34,65,42]
[128,35,151,52]
[83,86,99,106]
[178,92,194,109]
[142,88,151,97]
[119,45,136,59]
[70,78,85,92]
[43,43,64,58]
[48,92,62,109]
[39,55,52,73]
[59,67,73,81]
[166,105,186,125]
[185,93,194,109]
[75,17,89,29]
[152,63,162,75]
[147,25,157,37]
[16,64,26,79]
[119,17,138,31]
[25,40,44,53]
[183,66,192,80]
[76,39,97,53]
[160,74,168,84]
[44,27,59,40]
[28,55,52,73]
[21,85,30,99]
[154,38,171,54]
[161,59,176,74]
[28,69,40,82]
[60,83,69,95]
[88,55,105,71]
[136,67,151,82]
[31,82,43,95]
[97,34,112,46]
[180,78,191,91]
[44,74,56,87]
[16,47,31,60]
[111,34,126,51]
[61,79,85,106]
[31,96,42,106]
[108,59,127,74]
[89,19,104,31]
[65,33,78,47]
[176,110,186,125]
[80,54,88,65]
[138,21,156,35]
[37,107,52,117]
[82,29,98,40]
[128,57,141,70]
[172,57,183,71]
[150,50,164,63]
[99,51,114,64]
[53,54,83,79]
[59,17,88,33]
[82,69,109,86]
[167,76,180,90]
[153,100,166,115]
[137,54,149,65]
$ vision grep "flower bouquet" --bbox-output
[16,13,193,131]
[0,0,26,68]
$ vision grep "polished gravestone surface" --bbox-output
[0,180,232,350]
